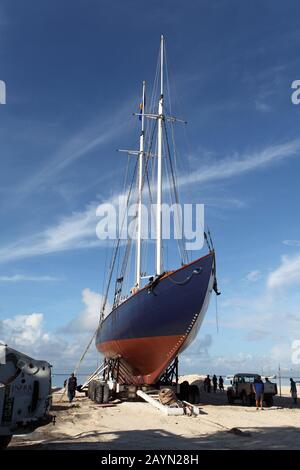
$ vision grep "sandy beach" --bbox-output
[7,384,300,450]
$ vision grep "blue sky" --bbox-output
[1,0,300,379]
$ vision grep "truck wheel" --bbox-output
[265,397,273,407]
[246,395,254,406]
[227,391,234,404]
[188,385,200,404]
[0,435,12,450]
[88,381,93,400]
[102,384,110,404]
[95,383,103,404]
[241,392,248,406]
[89,381,97,401]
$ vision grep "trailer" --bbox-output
[84,356,201,415]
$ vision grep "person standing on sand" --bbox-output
[253,376,264,410]
[212,374,218,393]
[219,376,224,391]
[67,373,77,403]
[206,375,211,393]
[290,378,297,404]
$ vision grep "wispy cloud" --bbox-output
[178,139,300,188]
[255,99,272,113]
[0,138,299,264]
[246,270,261,282]
[0,202,100,263]
[219,251,300,368]
[283,240,300,247]
[0,274,62,282]
[10,100,132,205]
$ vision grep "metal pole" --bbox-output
[279,364,282,397]
[156,35,164,275]
[136,81,146,288]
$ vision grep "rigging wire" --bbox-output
[215,293,219,333]
[115,119,158,301]
[99,157,138,320]
[163,121,189,265]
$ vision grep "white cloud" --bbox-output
[246,270,261,282]
[245,329,268,342]
[63,288,109,334]
[282,240,300,247]
[180,347,275,375]
[255,100,272,113]
[1,313,48,348]
[0,288,104,373]
[0,202,101,263]
[0,274,62,282]
[267,253,300,290]
[0,138,299,264]
[178,139,300,188]
[14,102,130,201]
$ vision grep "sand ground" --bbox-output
[7,384,300,450]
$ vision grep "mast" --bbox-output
[136,81,146,288]
[156,34,164,275]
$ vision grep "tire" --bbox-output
[95,383,103,404]
[241,392,248,406]
[0,435,12,450]
[102,384,110,404]
[188,385,200,404]
[264,396,273,407]
[88,382,93,400]
[227,391,234,404]
[88,380,97,401]
[179,381,189,401]
[250,396,256,406]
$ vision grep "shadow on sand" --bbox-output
[7,425,300,450]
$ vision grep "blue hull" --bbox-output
[96,252,214,384]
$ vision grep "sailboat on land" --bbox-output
[96,36,219,385]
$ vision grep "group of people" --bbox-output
[248,376,298,410]
[252,376,299,409]
[204,374,224,393]
[64,373,298,407]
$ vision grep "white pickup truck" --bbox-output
[227,373,277,407]
[0,344,52,449]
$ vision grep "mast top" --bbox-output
[160,35,164,98]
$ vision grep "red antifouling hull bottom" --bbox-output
[97,334,185,385]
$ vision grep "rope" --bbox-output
[59,329,97,402]
[167,267,202,286]
[215,293,219,333]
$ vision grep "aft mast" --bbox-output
[136,81,146,289]
[156,34,164,276]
